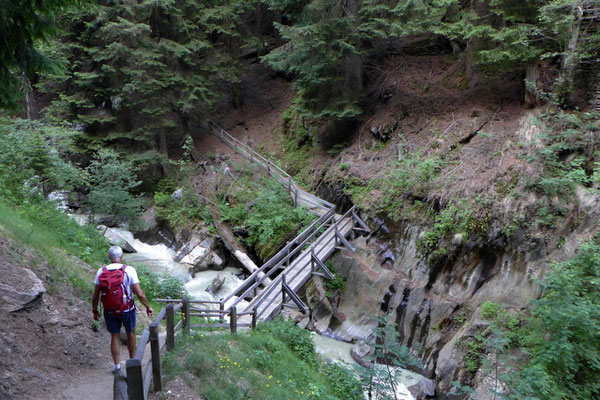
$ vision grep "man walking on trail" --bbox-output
[92,246,154,373]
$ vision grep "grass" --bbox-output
[161,319,362,400]
[347,153,445,221]
[0,197,108,295]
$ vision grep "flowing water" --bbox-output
[312,334,421,400]
[105,228,244,301]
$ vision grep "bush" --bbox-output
[86,149,144,226]
[325,261,345,297]
[510,241,600,399]
[348,153,445,220]
[481,301,500,320]
[256,317,317,365]
[154,188,210,230]
[136,265,187,301]
[161,320,361,400]
[417,203,482,257]
[220,178,314,259]
[0,118,86,201]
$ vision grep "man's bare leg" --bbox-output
[110,333,121,365]
[126,330,136,358]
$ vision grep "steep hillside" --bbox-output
[0,230,113,400]
[196,47,600,399]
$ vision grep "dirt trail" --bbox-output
[58,341,129,400]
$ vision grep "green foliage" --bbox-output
[39,0,258,155]
[321,363,363,400]
[220,177,314,259]
[324,261,345,297]
[461,334,485,374]
[161,319,361,399]
[154,189,210,230]
[508,241,600,399]
[417,203,481,257]
[0,198,107,295]
[86,149,144,226]
[262,0,409,127]
[256,317,317,365]
[349,154,445,221]
[357,317,422,398]
[136,265,187,301]
[529,110,599,197]
[481,301,500,320]
[0,0,79,109]
[0,118,86,201]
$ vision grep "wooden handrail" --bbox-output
[220,208,335,306]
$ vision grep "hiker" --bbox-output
[92,246,154,373]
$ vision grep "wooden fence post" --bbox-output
[281,274,287,305]
[219,302,225,324]
[149,324,162,393]
[166,304,175,352]
[252,309,257,329]
[126,358,144,400]
[182,297,190,335]
[230,307,237,333]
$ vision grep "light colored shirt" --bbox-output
[95,263,140,312]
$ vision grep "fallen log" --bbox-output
[208,204,272,286]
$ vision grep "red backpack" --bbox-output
[98,265,134,315]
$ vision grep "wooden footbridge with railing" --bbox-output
[115,121,370,400]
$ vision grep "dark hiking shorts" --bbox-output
[104,310,136,334]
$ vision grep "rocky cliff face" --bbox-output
[306,200,600,399]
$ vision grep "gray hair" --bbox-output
[108,246,123,262]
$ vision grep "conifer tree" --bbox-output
[262,0,408,131]
[0,0,79,110]
[39,0,258,164]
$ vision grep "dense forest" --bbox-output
[2,1,600,399]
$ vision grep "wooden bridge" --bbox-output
[118,122,369,399]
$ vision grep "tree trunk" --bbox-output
[343,0,363,95]
[20,73,37,119]
[158,129,169,175]
[556,2,583,105]
[562,2,583,75]
[524,63,541,108]
[231,82,242,108]
[209,203,272,285]
[464,0,486,87]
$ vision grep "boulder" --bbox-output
[209,273,225,294]
[407,377,436,400]
[172,188,183,200]
[350,342,373,367]
[103,228,137,253]
[174,230,209,262]
[180,245,209,266]
[0,266,46,313]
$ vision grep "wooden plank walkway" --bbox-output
[203,121,369,328]
[240,214,354,324]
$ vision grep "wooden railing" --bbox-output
[202,121,334,212]
[115,303,183,400]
